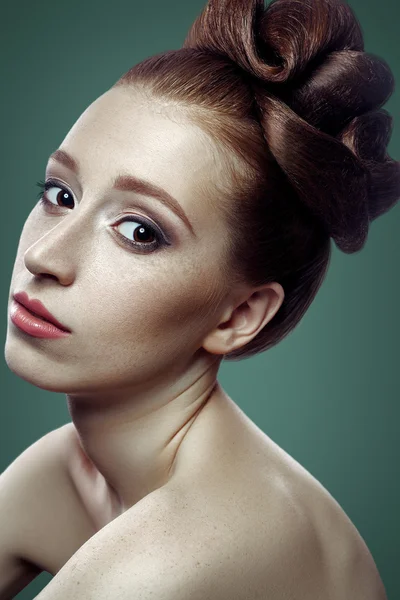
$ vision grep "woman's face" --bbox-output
[5,86,234,396]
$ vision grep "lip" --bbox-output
[10,301,71,339]
[12,291,71,332]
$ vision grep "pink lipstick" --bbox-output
[10,292,71,339]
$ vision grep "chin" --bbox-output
[4,333,69,393]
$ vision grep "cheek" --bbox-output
[90,255,223,347]
[146,260,224,348]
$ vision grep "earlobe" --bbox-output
[201,282,285,356]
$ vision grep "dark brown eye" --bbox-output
[44,185,75,209]
[116,219,157,245]
[35,179,75,209]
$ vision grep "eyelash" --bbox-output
[35,178,169,253]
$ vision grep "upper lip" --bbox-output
[13,291,71,332]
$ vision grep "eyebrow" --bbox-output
[47,148,196,237]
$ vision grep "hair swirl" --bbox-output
[182,0,399,252]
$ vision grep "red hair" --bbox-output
[112,0,399,360]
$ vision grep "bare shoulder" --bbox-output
[0,424,71,558]
[0,423,96,573]
[0,424,82,597]
[122,471,386,600]
[32,470,387,600]
[98,396,387,600]
[31,410,387,600]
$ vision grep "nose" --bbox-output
[23,217,81,286]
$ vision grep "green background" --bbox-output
[0,0,398,598]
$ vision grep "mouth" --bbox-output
[9,299,72,339]
[12,291,71,333]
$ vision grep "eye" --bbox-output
[36,179,74,209]
[36,180,73,208]
[113,215,163,251]
[35,178,169,253]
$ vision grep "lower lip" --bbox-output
[9,300,71,339]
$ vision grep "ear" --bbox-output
[201,282,285,356]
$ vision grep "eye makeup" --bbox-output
[35,178,173,253]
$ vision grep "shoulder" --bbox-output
[34,475,386,600]
[35,483,327,600]
[0,423,73,498]
[102,488,386,600]
[0,424,76,566]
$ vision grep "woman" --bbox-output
[2,0,398,597]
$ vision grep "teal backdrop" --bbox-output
[0,0,398,598]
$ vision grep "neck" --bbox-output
[65,353,222,511]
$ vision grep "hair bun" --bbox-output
[183,0,400,252]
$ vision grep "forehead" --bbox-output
[56,86,220,210]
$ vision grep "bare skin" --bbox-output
[6,394,387,599]
[3,86,386,598]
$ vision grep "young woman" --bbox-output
[1,0,398,598]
